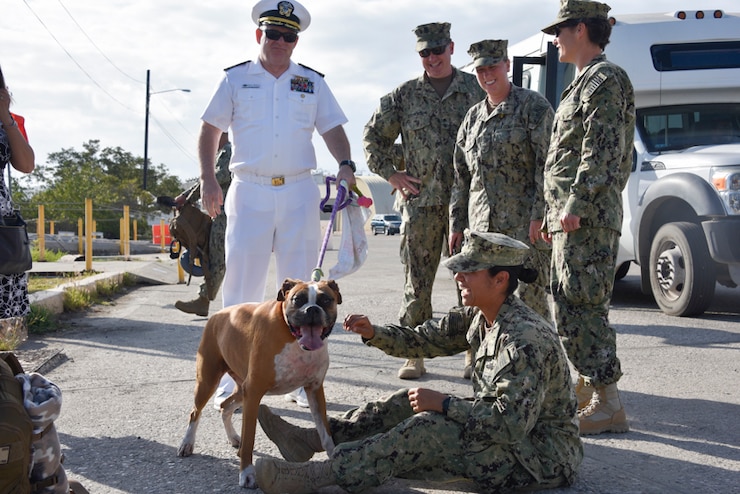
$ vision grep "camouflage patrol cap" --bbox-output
[468,40,508,68]
[542,0,611,35]
[443,230,529,273]
[413,22,451,51]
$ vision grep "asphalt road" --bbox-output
[17,233,740,493]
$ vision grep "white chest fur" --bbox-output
[270,340,330,395]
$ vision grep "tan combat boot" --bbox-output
[398,358,425,379]
[574,375,595,410]
[463,349,474,379]
[175,295,209,317]
[256,458,335,494]
[258,404,323,462]
[578,382,630,435]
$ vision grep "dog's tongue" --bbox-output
[298,326,325,351]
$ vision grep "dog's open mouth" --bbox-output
[295,325,329,351]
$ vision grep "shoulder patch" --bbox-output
[584,72,608,99]
[224,60,251,71]
[298,63,325,78]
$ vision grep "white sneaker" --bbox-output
[284,387,310,408]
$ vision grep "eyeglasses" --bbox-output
[419,45,448,58]
[553,21,580,37]
[263,29,298,43]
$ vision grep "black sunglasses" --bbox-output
[419,45,448,58]
[553,20,580,37]
[263,28,298,43]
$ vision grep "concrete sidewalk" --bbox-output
[16,234,740,493]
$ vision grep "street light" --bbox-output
[143,69,190,189]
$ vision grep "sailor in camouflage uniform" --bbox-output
[256,230,582,494]
[175,133,231,317]
[540,0,635,435]
[450,39,554,321]
[363,22,484,380]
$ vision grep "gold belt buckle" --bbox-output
[271,176,285,186]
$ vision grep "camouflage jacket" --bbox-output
[185,142,233,204]
[450,84,553,236]
[543,54,635,233]
[367,295,582,484]
[363,68,483,207]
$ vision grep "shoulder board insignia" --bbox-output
[224,60,251,71]
[584,72,607,98]
[298,63,325,78]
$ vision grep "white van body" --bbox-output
[509,10,740,316]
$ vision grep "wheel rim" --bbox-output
[654,243,687,301]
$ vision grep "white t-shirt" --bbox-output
[201,59,347,176]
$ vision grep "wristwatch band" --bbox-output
[339,159,356,173]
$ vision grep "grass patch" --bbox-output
[26,305,58,335]
[31,244,66,262]
[28,273,95,294]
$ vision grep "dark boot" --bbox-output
[175,295,209,317]
[258,404,323,462]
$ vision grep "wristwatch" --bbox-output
[339,159,356,173]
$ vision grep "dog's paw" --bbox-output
[238,464,257,489]
[177,441,194,457]
[228,435,241,450]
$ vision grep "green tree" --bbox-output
[18,140,183,238]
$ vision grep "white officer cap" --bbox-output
[251,0,311,32]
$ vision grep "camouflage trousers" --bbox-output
[328,389,536,493]
[200,211,226,301]
[550,228,622,387]
[398,204,448,327]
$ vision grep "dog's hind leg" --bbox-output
[221,380,243,449]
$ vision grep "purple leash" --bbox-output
[312,177,350,281]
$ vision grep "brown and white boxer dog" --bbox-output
[177,278,340,489]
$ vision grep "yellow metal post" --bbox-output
[123,205,131,259]
[85,199,93,271]
[77,218,83,254]
[37,205,45,261]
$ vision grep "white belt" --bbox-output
[234,170,312,186]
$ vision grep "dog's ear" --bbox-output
[327,279,342,305]
[277,278,299,301]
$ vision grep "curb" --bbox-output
[29,271,128,315]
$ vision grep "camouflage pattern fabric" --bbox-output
[363,68,483,208]
[451,84,554,320]
[551,227,622,386]
[328,297,582,492]
[544,54,635,387]
[184,143,232,301]
[543,55,635,234]
[398,203,447,326]
[363,68,483,326]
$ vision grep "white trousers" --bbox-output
[221,175,320,308]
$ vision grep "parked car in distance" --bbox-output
[371,214,402,235]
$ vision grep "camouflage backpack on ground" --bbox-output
[169,201,213,284]
[0,351,32,494]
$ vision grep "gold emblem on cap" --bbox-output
[278,1,294,17]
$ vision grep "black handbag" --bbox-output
[0,210,33,275]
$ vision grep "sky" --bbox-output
[3,0,738,184]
